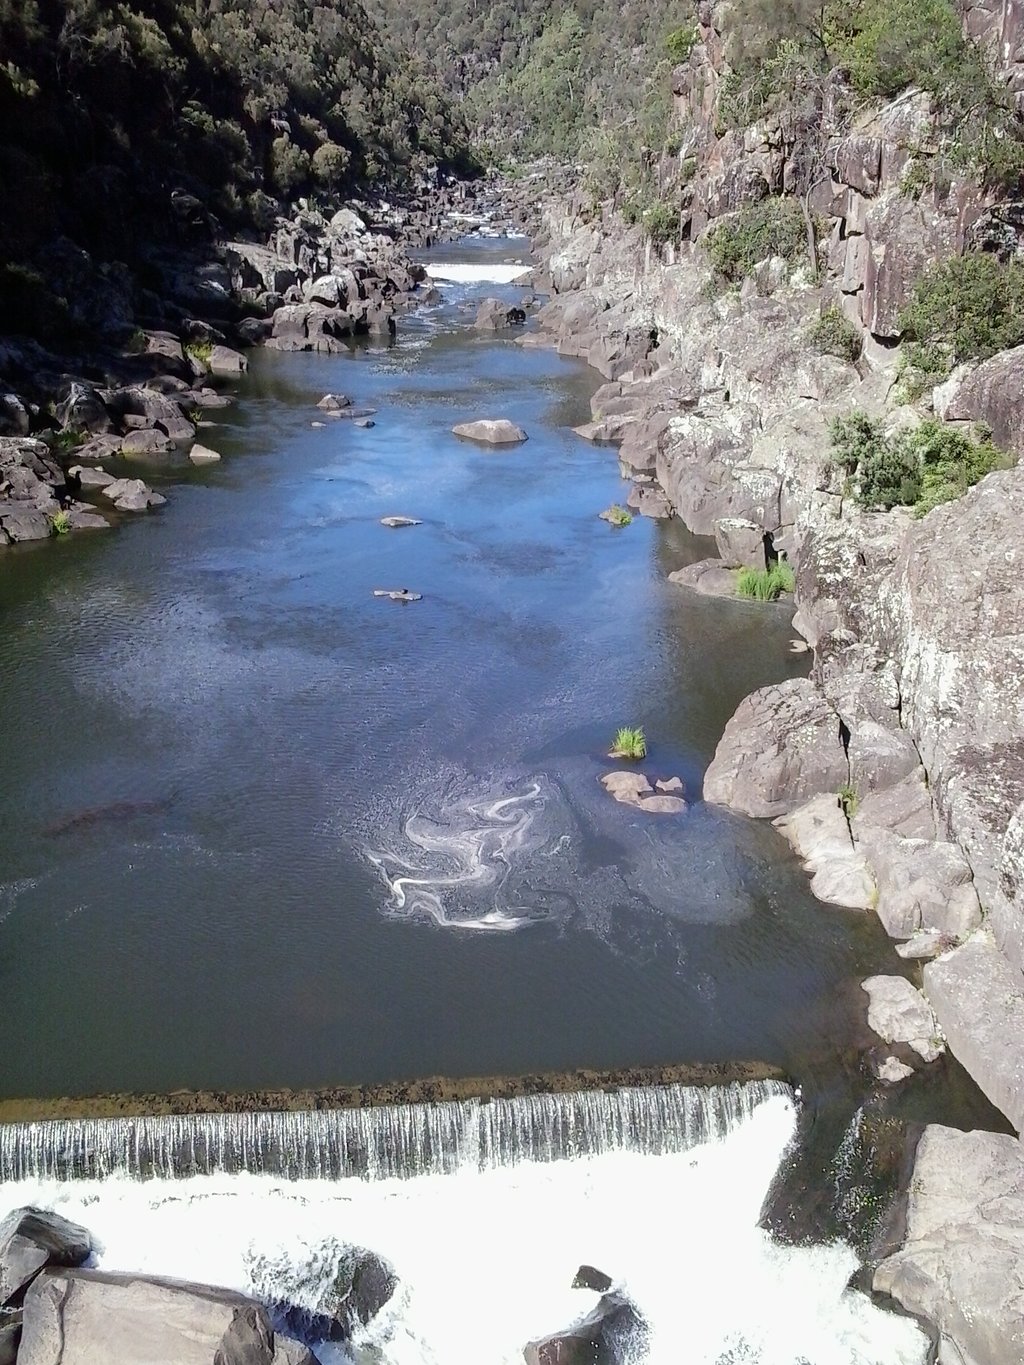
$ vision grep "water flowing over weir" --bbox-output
[0,1079,789,1182]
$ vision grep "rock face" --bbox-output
[703,679,849,818]
[0,438,64,543]
[875,1125,1024,1365]
[18,1268,317,1365]
[774,795,874,909]
[0,1209,91,1308]
[452,419,528,445]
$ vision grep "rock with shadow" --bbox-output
[524,1291,646,1365]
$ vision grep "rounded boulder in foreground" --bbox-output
[452,419,527,445]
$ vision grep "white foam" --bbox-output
[0,1094,927,1365]
[424,263,532,284]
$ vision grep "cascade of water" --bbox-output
[0,1079,791,1182]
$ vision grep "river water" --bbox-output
[0,236,1001,1363]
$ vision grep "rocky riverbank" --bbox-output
[0,177,510,547]
[509,8,1024,1351]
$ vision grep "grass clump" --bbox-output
[603,504,633,527]
[808,304,861,361]
[899,253,1024,364]
[184,339,214,368]
[704,197,807,283]
[838,783,859,819]
[611,726,647,760]
[736,561,795,601]
[829,411,1011,515]
[49,509,71,535]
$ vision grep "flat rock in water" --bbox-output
[188,443,221,465]
[452,419,527,445]
[317,393,351,411]
[120,428,172,456]
[636,794,688,815]
[68,465,114,489]
[872,1054,915,1085]
[862,975,944,1064]
[66,509,109,531]
[669,560,737,598]
[601,772,653,804]
[311,421,326,429]
[655,777,684,793]
[354,418,375,428]
[380,517,422,528]
[372,589,422,603]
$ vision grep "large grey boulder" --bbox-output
[874,1125,1024,1365]
[206,345,247,377]
[474,298,526,330]
[451,419,527,445]
[18,1268,317,1365]
[924,934,1024,1132]
[668,559,738,598]
[524,1293,645,1365]
[55,382,113,435]
[773,795,874,909]
[703,678,850,818]
[862,975,944,1064]
[853,826,982,940]
[0,1210,91,1308]
[935,345,1024,460]
[713,517,765,569]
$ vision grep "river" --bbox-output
[0,237,1001,1363]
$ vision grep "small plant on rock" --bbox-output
[49,509,71,535]
[184,339,213,368]
[838,783,859,819]
[610,726,647,760]
[603,504,633,527]
[736,561,795,601]
[808,304,862,361]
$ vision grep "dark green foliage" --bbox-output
[0,0,472,338]
[828,0,974,102]
[665,24,699,64]
[704,198,808,281]
[829,412,1011,514]
[808,303,861,360]
[900,254,1024,363]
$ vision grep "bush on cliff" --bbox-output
[808,304,862,361]
[900,254,1024,363]
[704,198,808,282]
[829,412,1011,514]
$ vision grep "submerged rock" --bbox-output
[373,588,422,602]
[600,772,688,815]
[317,394,350,412]
[0,1208,91,1308]
[452,419,527,445]
[380,516,422,528]
[188,443,222,465]
[668,559,737,598]
[68,465,114,490]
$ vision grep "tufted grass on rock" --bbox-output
[602,504,633,526]
[610,726,647,760]
[49,509,71,535]
[736,561,795,601]
[808,303,862,361]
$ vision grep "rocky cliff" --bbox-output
[521,8,1024,1355]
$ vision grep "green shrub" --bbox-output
[736,561,795,600]
[829,411,1011,513]
[704,197,807,281]
[602,504,633,526]
[808,304,861,361]
[49,509,71,535]
[184,339,213,367]
[311,140,352,187]
[894,342,952,402]
[900,253,1024,363]
[644,201,679,246]
[270,136,310,196]
[665,24,699,64]
[611,726,647,760]
[831,0,973,102]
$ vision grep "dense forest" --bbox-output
[0,0,471,337]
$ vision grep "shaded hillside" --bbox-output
[365,0,698,160]
[0,0,473,340]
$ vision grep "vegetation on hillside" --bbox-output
[829,412,1011,515]
[0,0,471,338]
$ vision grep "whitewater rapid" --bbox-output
[424,262,531,284]
[0,1092,927,1365]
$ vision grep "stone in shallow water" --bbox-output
[317,393,350,411]
[380,516,422,528]
[655,777,684,794]
[68,465,114,490]
[871,1053,915,1085]
[601,772,652,804]
[637,794,688,815]
[372,588,422,602]
[862,975,944,1063]
[188,443,221,465]
[451,419,527,445]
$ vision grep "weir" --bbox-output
[0,1079,792,1183]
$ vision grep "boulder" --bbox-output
[667,559,738,598]
[862,975,944,1064]
[189,444,222,466]
[923,934,1024,1132]
[636,794,688,815]
[206,345,247,377]
[874,1125,1024,1365]
[254,1244,395,1345]
[571,1267,613,1293]
[68,465,114,490]
[703,679,850,818]
[0,393,31,436]
[853,826,982,940]
[773,795,875,909]
[317,394,351,412]
[0,1210,91,1308]
[474,298,527,330]
[65,508,109,531]
[935,344,1024,459]
[601,772,653,805]
[55,382,112,435]
[871,1054,915,1085]
[524,1294,645,1365]
[120,429,173,456]
[18,1268,317,1365]
[0,508,51,542]
[713,517,765,570]
[626,485,671,519]
[452,419,527,445]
